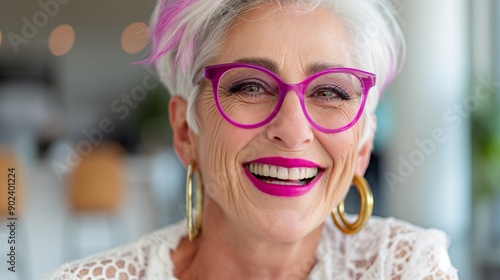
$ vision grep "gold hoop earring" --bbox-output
[186,160,203,241]
[331,175,373,235]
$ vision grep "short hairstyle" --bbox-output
[144,0,406,145]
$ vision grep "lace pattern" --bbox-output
[45,217,458,280]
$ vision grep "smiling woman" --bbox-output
[46,0,458,279]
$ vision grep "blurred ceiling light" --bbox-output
[121,22,149,54]
[49,24,75,57]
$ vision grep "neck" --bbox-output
[172,197,323,280]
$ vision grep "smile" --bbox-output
[246,163,318,185]
[243,157,323,197]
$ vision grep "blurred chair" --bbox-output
[63,141,127,260]
[68,142,124,211]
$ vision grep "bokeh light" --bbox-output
[49,24,75,57]
[121,22,149,54]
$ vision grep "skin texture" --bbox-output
[169,3,374,279]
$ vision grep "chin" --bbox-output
[250,211,323,243]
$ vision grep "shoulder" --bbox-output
[44,220,186,280]
[318,216,458,279]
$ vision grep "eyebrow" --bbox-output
[235,57,279,74]
[307,62,345,75]
[234,57,345,76]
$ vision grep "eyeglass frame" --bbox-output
[203,63,376,133]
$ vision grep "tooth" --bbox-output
[263,164,270,176]
[305,168,314,178]
[312,168,318,177]
[269,166,277,177]
[289,168,300,180]
[277,167,288,180]
[249,163,319,181]
[299,168,306,180]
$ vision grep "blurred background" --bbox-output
[0,0,498,279]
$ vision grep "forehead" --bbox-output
[212,2,354,77]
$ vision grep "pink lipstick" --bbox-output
[243,157,323,197]
[250,157,321,168]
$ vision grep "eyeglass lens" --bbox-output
[216,67,363,130]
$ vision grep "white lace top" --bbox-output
[45,216,458,279]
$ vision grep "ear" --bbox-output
[169,96,197,168]
[354,114,376,176]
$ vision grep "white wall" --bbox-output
[381,0,471,278]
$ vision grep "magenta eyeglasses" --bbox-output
[204,63,376,133]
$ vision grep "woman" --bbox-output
[47,0,458,279]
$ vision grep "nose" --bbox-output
[265,91,314,150]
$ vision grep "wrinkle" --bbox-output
[189,0,370,248]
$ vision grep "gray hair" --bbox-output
[147,0,406,145]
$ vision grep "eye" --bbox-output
[317,89,338,97]
[313,85,351,100]
[241,85,261,93]
[228,79,272,96]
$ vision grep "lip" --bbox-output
[245,157,322,168]
[243,157,323,197]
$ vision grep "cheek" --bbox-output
[321,123,363,202]
[196,93,228,179]
[196,92,224,149]
[323,125,361,163]
[194,93,250,202]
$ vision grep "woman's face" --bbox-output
[184,3,373,241]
